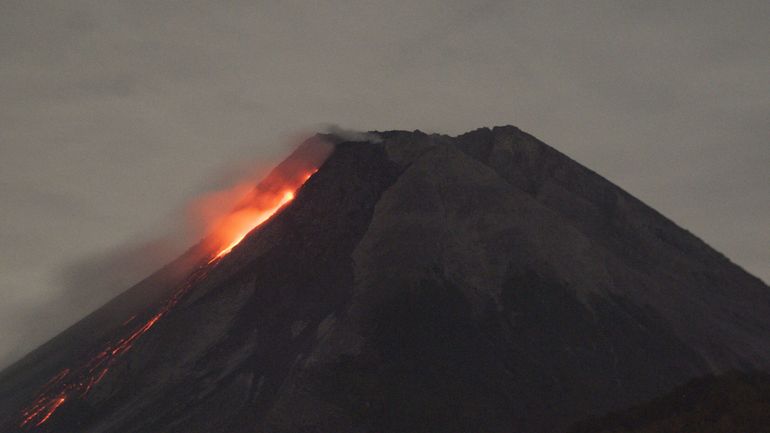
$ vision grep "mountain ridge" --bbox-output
[1,125,768,433]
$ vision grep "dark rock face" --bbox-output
[568,371,770,433]
[1,126,769,433]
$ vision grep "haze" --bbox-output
[1,0,768,369]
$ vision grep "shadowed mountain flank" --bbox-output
[568,371,770,433]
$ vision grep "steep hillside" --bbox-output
[1,126,768,433]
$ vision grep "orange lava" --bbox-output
[21,394,66,427]
[18,146,327,429]
[209,190,296,262]
[19,265,212,429]
[197,169,317,263]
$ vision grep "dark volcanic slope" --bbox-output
[1,126,769,433]
[568,372,770,433]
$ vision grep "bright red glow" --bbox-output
[208,189,297,262]
[18,138,330,429]
[194,166,319,264]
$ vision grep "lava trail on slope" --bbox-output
[16,145,327,429]
[19,262,214,428]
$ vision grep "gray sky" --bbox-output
[1,0,768,369]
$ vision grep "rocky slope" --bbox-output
[568,372,770,433]
[1,126,768,433]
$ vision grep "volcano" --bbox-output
[1,126,768,433]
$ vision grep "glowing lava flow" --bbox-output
[209,190,296,262]
[20,265,212,429]
[19,168,319,429]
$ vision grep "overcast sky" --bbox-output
[1,0,768,369]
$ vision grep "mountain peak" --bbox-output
[1,127,768,433]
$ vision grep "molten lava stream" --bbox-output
[19,169,318,429]
[208,190,296,263]
[19,265,212,429]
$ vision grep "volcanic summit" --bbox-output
[1,126,768,433]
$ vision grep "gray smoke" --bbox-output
[322,124,384,144]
